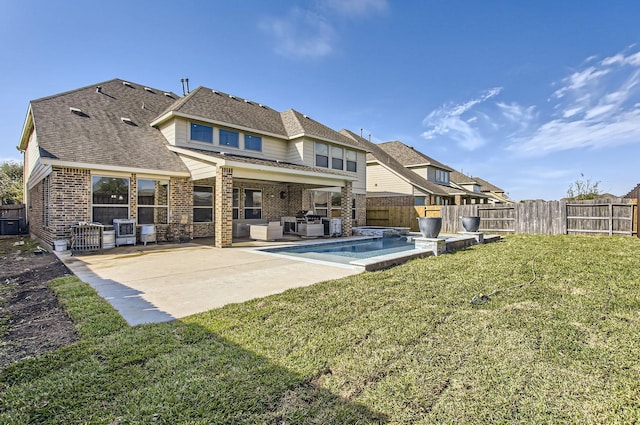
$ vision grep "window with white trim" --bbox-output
[245,134,262,151]
[220,129,239,148]
[137,179,169,224]
[346,150,357,172]
[92,176,130,225]
[190,123,213,143]
[313,191,329,217]
[435,169,449,184]
[244,188,262,219]
[331,146,343,170]
[193,186,213,223]
[315,142,328,168]
[232,188,239,219]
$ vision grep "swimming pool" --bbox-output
[261,237,416,265]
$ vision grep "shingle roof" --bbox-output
[450,170,479,186]
[623,183,640,199]
[340,130,450,196]
[372,141,453,171]
[164,87,288,136]
[159,87,364,150]
[472,176,505,193]
[29,79,188,173]
[176,147,355,178]
[281,109,362,149]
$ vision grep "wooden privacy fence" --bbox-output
[366,206,441,231]
[438,199,638,236]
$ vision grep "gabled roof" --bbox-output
[154,86,364,150]
[157,86,287,137]
[370,141,453,171]
[340,130,449,196]
[23,79,188,174]
[472,176,505,193]
[450,170,479,186]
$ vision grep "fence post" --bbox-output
[608,203,613,236]
[637,196,640,238]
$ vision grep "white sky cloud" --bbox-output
[260,1,387,59]
[324,0,388,17]
[260,8,335,59]
[421,87,502,150]
[507,48,640,156]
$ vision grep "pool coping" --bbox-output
[250,236,435,272]
[249,233,503,272]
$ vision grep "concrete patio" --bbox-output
[56,239,361,325]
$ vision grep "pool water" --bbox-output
[262,237,415,265]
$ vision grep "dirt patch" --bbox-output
[0,237,78,367]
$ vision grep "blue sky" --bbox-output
[1,0,639,200]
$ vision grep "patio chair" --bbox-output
[250,222,284,241]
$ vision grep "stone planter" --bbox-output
[417,217,442,238]
[461,216,481,232]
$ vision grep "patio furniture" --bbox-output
[70,222,103,253]
[250,222,284,241]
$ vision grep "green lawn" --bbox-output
[1,235,639,424]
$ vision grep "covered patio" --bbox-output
[171,147,361,247]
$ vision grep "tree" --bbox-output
[0,160,24,204]
[566,173,601,200]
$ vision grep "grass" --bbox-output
[1,234,639,423]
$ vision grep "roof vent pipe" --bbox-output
[96,86,102,94]
[180,78,190,96]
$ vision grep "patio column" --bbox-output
[215,167,233,248]
[340,181,353,236]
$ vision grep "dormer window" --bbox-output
[220,129,239,148]
[435,169,449,184]
[245,134,262,151]
[190,123,213,143]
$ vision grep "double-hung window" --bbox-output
[233,188,239,219]
[346,150,357,172]
[245,134,262,151]
[193,186,213,223]
[191,123,213,143]
[331,146,344,170]
[244,189,262,219]
[92,176,130,225]
[315,142,328,168]
[137,179,169,224]
[220,129,239,148]
[331,192,342,217]
[313,191,329,217]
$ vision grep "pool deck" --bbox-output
[55,232,501,325]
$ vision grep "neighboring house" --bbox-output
[341,132,450,206]
[623,183,640,199]
[19,79,368,248]
[470,176,512,204]
[345,137,491,206]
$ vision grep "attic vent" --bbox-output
[96,86,102,93]
[259,104,267,109]
[69,107,82,114]
[229,95,236,99]
[163,92,174,98]
[121,117,134,124]
[244,99,252,104]
[144,87,154,93]
[303,114,310,119]
[122,81,134,88]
